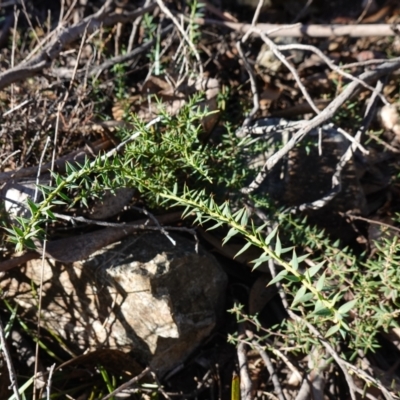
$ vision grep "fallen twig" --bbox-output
[276,43,389,106]
[197,19,400,37]
[341,213,400,234]
[46,364,56,400]
[255,29,320,115]
[0,251,41,272]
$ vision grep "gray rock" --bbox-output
[1,232,227,376]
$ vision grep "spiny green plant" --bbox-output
[4,89,400,396]
[161,186,357,334]
[5,94,226,250]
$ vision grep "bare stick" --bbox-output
[291,0,313,23]
[356,0,375,24]
[237,338,253,400]
[0,211,186,271]
[34,136,51,202]
[52,211,196,236]
[25,0,79,62]
[277,43,389,105]
[3,98,31,116]
[0,251,40,272]
[340,58,399,70]
[0,149,21,166]
[197,19,400,37]
[0,315,21,400]
[341,213,400,234]
[295,379,313,400]
[127,0,153,53]
[33,116,54,399]
[131,206,177,245]
[102,117,161,160]
[47,22,90,192]
[237,0,262,125]
[256,29,320,115]
[244,0,264,42]
[10,6,19,108]
[20,0,40,46]
[252,0,264,23]
[38,211,183,264]
[340,359,395,400]
[60,0,79,25]
[149,370,173,400]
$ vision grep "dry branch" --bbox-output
[241,57,400,195]
[199,19,400,37]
